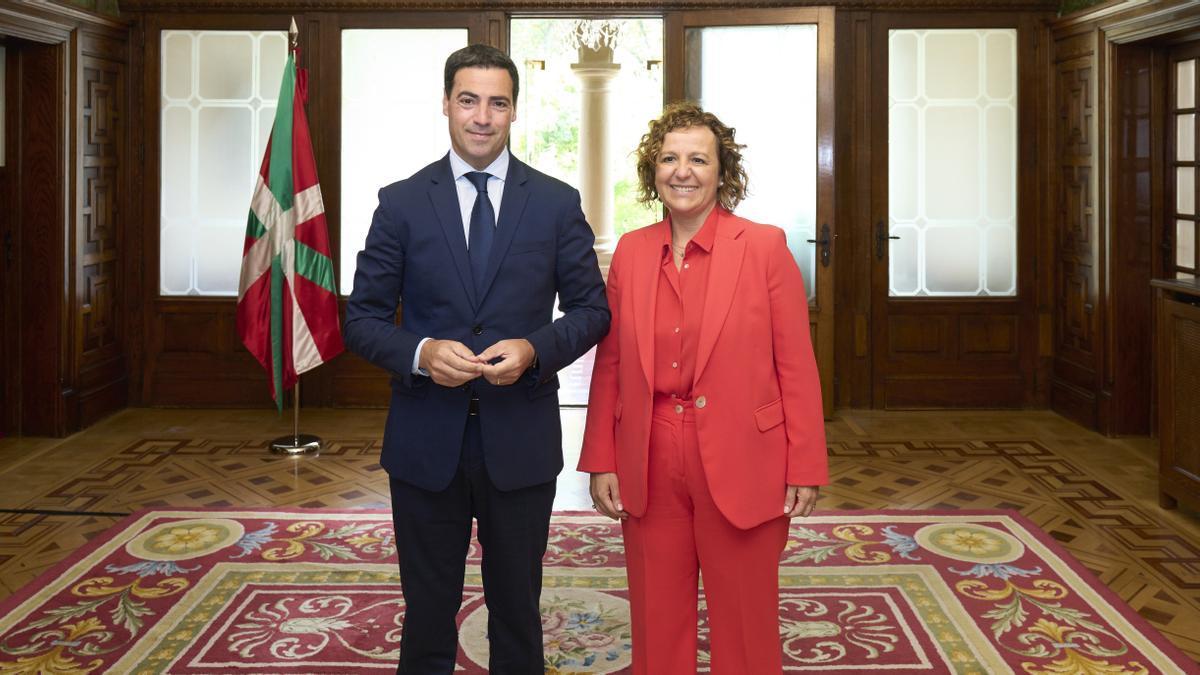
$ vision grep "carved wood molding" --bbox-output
[1054,0,1148,29]
[0,0,127,43]
[121,0,1057,12]
[1052,0,1200,41]
[0,5,72,41]
[1101,1,1200,42]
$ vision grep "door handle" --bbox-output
[805,223,834,268]
[875,221,899,261]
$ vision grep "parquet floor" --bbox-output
[0,407,1197,663]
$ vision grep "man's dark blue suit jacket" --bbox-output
[344,154,610,492]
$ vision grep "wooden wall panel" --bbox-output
[125,16,147,405]
[833,10,873,407]
[1034,20,1056,409]
[16,42,69,436]
[147,301,276,406]
[77,48,128,427]
[1104,42,1155,436]
[1052,47,1101,429]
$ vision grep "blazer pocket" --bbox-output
[508,239,553,255]
[754,398,785,431]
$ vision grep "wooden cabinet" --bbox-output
[1154,279,1200,511]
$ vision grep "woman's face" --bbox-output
[654,125,720,222]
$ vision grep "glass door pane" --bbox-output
[160,30,287,296]
[509,17,665,405]
[1178,59,1195,108]
[340,29,468,295]
[510,18,664,239]
[684,24,818,302]
[1178,167,1196,215]
[888,29,1017,297]
[1178,219,1196,269]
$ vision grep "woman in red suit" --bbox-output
[578,102,828,674]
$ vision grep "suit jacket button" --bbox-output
[472,325,483,335]
[695,395,707,409]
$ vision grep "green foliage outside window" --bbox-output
[510,18,664,238]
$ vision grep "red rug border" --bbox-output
[1,506,1195,669]
[958,508,1200,668]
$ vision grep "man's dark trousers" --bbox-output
[390,410,555,674]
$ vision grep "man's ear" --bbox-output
[442,95,450,117]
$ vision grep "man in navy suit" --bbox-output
[344,44,610,674]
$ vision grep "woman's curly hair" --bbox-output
[634,101,748,212]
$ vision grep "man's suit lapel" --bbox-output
[477,158,531,304]
[427,154,478,308]
[631,222,665,392]
[694,210,746,386]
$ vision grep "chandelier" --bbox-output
[566,19,622,53]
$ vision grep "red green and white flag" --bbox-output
[237,23,343,409]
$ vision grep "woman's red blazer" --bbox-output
[579,208,829,530]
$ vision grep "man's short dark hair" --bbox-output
[444,44,519,106]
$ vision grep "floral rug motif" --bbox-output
[0,509,1194,673]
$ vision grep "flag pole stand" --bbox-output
[271,379,321,455]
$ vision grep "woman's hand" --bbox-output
[590,473,629,520]
[784,485,819,518]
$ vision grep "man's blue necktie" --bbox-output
[466,171,495,298]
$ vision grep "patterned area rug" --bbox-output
[0,509,1193,674]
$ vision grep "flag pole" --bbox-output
[271,378,322,455]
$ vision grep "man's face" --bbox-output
[443,66,516,170]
